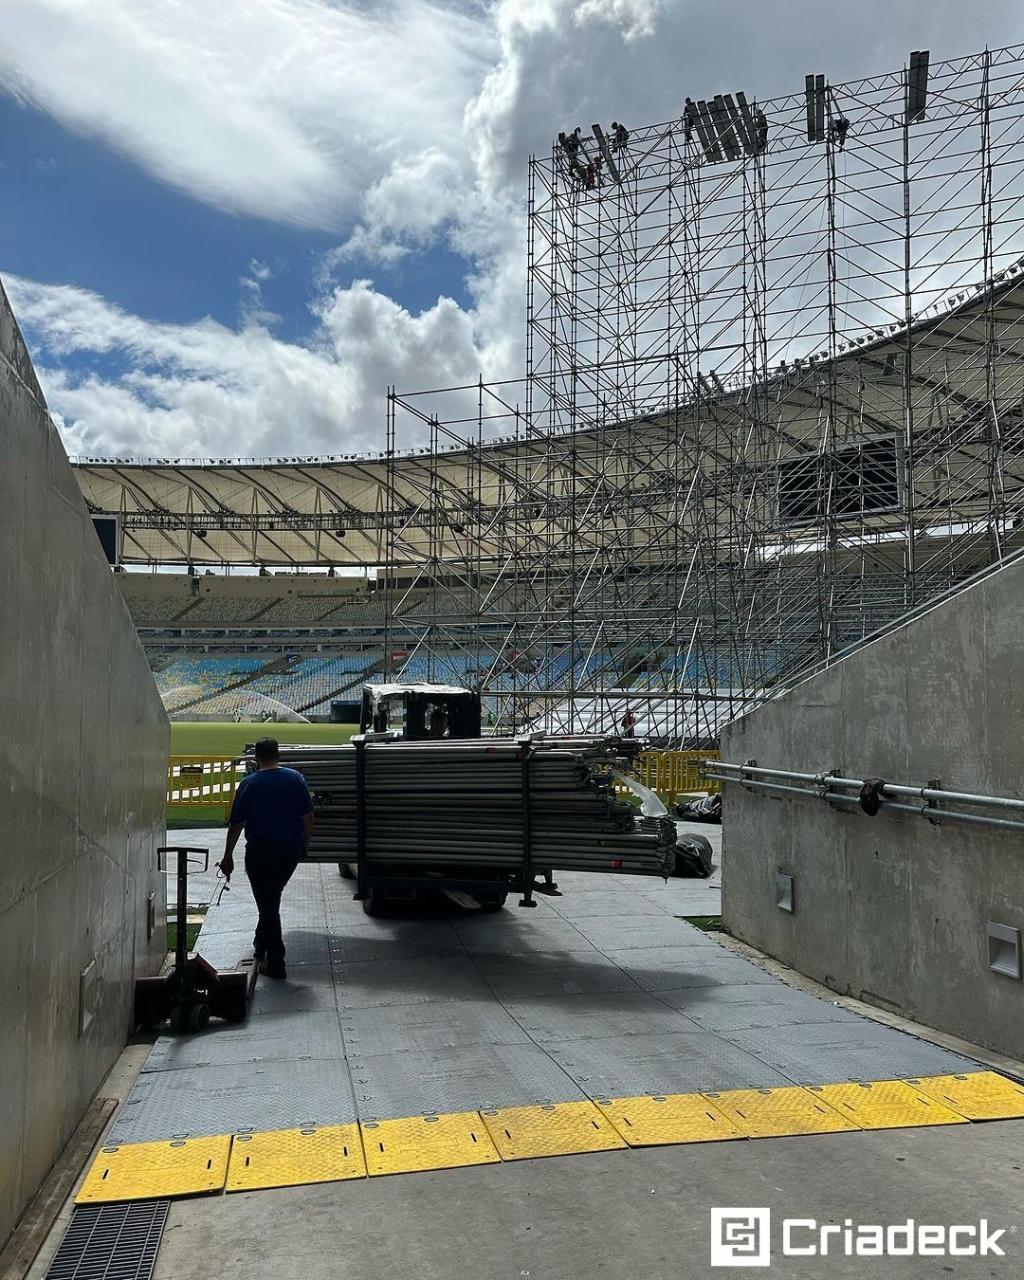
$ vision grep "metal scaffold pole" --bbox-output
[375,45,1024,746]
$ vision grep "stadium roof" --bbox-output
[70,271,1024,567]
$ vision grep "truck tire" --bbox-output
[361,886,392,918]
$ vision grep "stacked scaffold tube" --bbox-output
[243,736,676,878]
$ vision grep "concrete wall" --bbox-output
[721,556,1024,1060]
[0,280,168,1245]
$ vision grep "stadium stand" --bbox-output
[148,648,385,721]
[155,655,272,696]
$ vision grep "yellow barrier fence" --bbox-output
[166,756,246,816]
[632,750,721,804]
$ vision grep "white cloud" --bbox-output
[5,274,486,457]
[332,148,468,265]
[5,0,1024,458]
[0,0,494,229]
[239,258,279,327]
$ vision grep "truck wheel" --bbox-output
[480,891,508,913]
[186,1003,211,1032]
[361,886,391,918]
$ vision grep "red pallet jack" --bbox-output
[134,846,257,1033]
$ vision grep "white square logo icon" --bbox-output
[711,1207,771,1267]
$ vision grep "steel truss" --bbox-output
[381,46,1024,743]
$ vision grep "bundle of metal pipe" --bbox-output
[244,737,675,877]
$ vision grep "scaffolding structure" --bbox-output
[384,44,1024,743]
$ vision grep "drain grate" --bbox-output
[46,1201,170,1280]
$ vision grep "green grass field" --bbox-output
[170,720,357,758]
[167,721,356,827]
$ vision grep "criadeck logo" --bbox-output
[710,1208,1010,1267]
[711,1209,771,1267]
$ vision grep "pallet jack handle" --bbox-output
[157,846,209,977]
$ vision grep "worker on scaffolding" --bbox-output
[559,125,582,158]
[753,107,769,154]
[829,115,851,151]
[620,707,637,738]
[683,97,697,142]
[611,121,629,150]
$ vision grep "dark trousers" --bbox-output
[245,842,301,966]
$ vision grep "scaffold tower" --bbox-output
[382,44,1024,743]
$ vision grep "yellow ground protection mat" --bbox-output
[703,1086,861,1138]
[907,1071,1024,1121]
[80,1071,1018,1203]
[76,1136,231,1204]
[480,1101,627,1160]
[816,1079,968,1130]
[362,1112,500,1176]
[595,1094,745,1147]
[227,1124,366,1192]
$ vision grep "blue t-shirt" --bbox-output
[229,766,313,852]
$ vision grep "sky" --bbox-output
[2,0,1024,461]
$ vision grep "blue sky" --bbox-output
[1,96,474,340]
[3,0,1023,460]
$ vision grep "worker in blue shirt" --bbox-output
[221,737,314,979]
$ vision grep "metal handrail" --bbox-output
[706,760,1024,834]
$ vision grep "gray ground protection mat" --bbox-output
[117,854,978,1141]
[142,1010,344,1072]
[108,1058,358,1143]
[473,951,643,999]
[454,918,595,955]
[609,949,782,992]
[328,933,463,964]
[547,891,670,919]
[340,998,532,1056]
[328,917,462,946]
[576,916,722,951]
[189,929,255,970]
[196,921,330,967]
[722,1021,979,1084]
[250,966,340,1014]
[664,982,858,1032]
[203,865,326,918]
[332,955,492,1007]
[322,898,375,926]
[546,1030,793,1096]
[278,928,333,965]
[499,990,700,1043]
[349,1042,585,1120]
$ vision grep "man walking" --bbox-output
[220,737,314,979]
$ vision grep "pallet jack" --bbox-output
[134,846,257,1033]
